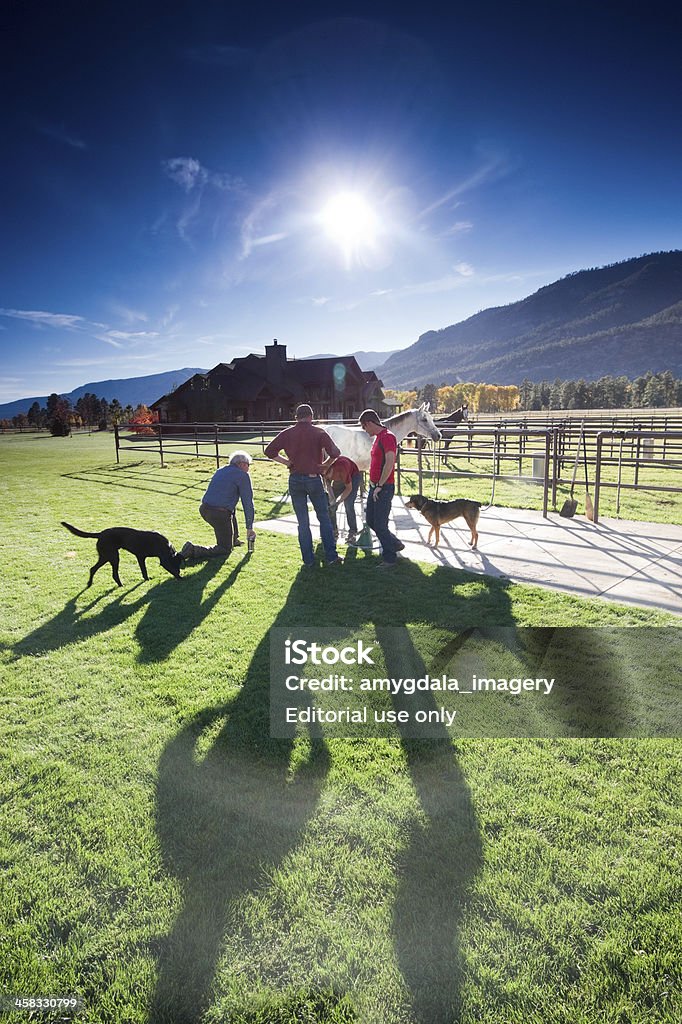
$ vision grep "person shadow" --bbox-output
[151,607,334,1022]
[155,551,616,1021]
[134,557,247,663]
[376,624,482,1024]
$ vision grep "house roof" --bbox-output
[151,347,382,408]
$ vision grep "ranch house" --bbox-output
[151,340,391,423]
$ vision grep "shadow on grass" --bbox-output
[364,623,482,1024]
[10,585,149,660]
[10,560,224,661]
[151,547,644,1021]
[135,557,248,663]
[151,624,336,1022]
[152,559,525,1022]
[61,463,206,500]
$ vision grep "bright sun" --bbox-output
[319,191,380,263]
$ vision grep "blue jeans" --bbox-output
[330,472,362,534]
[366,483,398,563]
[289,474,339,565]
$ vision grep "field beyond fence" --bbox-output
[114,408,682,525]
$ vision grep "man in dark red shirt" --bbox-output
[359,408,404,567]
[265,404,343,568]
[322,455,363,541]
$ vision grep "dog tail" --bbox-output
[61,521,100,539]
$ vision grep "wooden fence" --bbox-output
[114,412,682,524]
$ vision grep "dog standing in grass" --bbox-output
[62,522,183,586]
[405,494,481,549]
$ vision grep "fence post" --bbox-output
[543,431,550,518]
[114,422,120,463]
[214,424,220,468]
[194,426,199,459]
[551,428,559,509]
[158,423,164,467]
[593,433,603,523]
[634,426,642,489]
[417,438,423,493]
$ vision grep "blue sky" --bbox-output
[1,0,680,402]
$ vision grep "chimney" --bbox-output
[265,338,287,382]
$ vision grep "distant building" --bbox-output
[151,340,390,422]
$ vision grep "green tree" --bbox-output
[417,383,438,411]
[27,401,44,427]
[642,376,666,407]
[47,395,72,436]
[519,378,533,410]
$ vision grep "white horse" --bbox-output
[323,404,442,471]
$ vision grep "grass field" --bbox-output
[397,451,682,525]
[1,431,680,1024]
[107,423,682,524]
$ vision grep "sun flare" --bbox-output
[319,191,380,263]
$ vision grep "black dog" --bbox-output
[62,521,183,587]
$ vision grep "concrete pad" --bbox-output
[256,497,682,616]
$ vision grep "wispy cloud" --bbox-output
[320,265,479,312]
[163,157,206,192]
[239,193,281,260]
[0,307,174,353]
[159,305,179,329]
[36,122,88,150]
[0,309,91,329]
[109,303,149,324]
[250,232,287,248]
[162,157,246,244]
[97,329,160,347]
[162,157,245,195]
[378,269,475,298]
[418,153,513,220]
[440,220,474,237]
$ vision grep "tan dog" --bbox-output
[405,494,481,548]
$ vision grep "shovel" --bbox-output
[559,423,584,517]
[583,431,594,522]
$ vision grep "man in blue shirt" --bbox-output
[181,451,255,560]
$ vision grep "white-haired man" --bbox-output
[181,450,255,560]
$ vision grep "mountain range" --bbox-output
[379,250,682,389]
[305,349,397,370]
[0,351,395,418]
[0,368,207,419]
[3,252,680,416]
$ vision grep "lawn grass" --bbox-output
[108,422,682,525]
[399,452,682,525]
[0,431,680,1024]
